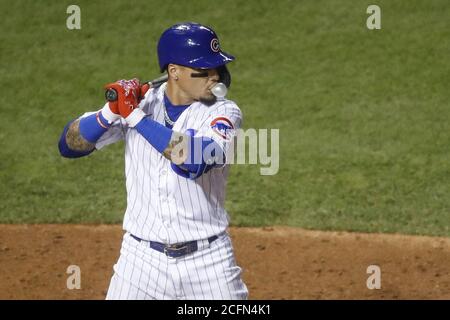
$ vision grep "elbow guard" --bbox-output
[170,129,224,179]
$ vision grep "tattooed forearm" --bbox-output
[163,132,188,165]
[65,119,96,152]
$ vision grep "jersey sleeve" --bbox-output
[95,118,127,150]
[78,104,128,150]
[196,101,243,165]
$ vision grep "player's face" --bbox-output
[177,66,220,104]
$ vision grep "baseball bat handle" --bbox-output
[105,88,118,102]
[104,74,169,102]
[147,74,168,87]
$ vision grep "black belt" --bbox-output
[130,234,218,258]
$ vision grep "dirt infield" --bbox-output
[0,225,448,299]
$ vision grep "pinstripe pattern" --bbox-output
[96,82,247,299]
[106,232,248,300]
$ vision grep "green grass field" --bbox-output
[0,0,449,236]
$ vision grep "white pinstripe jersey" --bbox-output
[91,83,242,244]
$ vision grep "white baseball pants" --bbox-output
[106,232,248,300]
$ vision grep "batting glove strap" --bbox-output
[101,103,121,124]
[126,108,146,127]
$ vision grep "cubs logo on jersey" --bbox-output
[211,117,234,140]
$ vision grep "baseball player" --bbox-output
[58,22,248,300]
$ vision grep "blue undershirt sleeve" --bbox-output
[78,112,110,143]
[134,119,224,179]
[58,120,95,158]
[171,130,225,179]
[134,117,173,154]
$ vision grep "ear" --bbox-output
[167,64,179,80]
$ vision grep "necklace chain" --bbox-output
[163,105,175,126]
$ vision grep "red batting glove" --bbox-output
[140,83,150,99]
[107,99,120,115]
[104,79,152,127]
[100,85,122,125]
[104,78,141,118]
[100,101,121,125]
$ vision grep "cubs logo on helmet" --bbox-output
[210,38,220,52]
[210,117,234,140]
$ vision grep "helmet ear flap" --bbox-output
[218,65,231,88]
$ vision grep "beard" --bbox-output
[198,93,217,106]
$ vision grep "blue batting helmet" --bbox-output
[157,22,235,72]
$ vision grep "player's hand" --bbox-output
[106,96,120,116]
[104,79,150,119]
